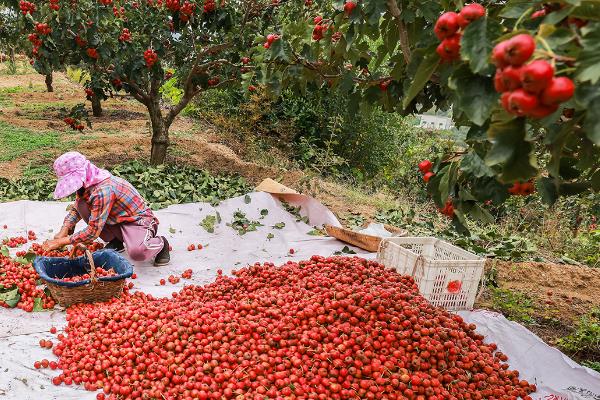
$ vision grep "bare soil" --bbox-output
[0,70,597,362]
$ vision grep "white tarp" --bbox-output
[0,193,598,399]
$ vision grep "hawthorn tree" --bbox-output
[21,0,281,163]
[250,0,599,231]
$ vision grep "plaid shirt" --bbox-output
[64,176,155,244]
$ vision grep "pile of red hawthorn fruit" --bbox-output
[58,267,118,283]
[434,3,485,61]
[493,34,574,118]
[37,256,536,400]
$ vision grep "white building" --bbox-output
[417,114,453,130]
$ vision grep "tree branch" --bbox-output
[386,0,411,65]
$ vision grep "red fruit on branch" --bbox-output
[491,41,509,68]
[494,69,507,92]
[86,48,99,59]
[434,12,460,40]
[423,171,435,183]
[418,159,432,173]
[528,103,558,119]
[248,85,257,92]
[19,0,36,15]
[531,9,546,19]
[379,80,390,91]
[520,60,554,94]
[118,28,131,42]
[499,66,522,91]
[241,56,250,64]
[266,33,279,44]
[84,88,94,97]
[436,34,461,61]
[501,91,511,111]
[503,34,536,66]
[439,199,455,218]
[203,0,215,12]
[507,88,538,116]
[144,48,158,67]
[458,3,485,28]
[313,15,323,24]
[540,77,575,105]
[343,1,356,15]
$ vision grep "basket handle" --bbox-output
[410,255,425,276]
[85,249,97,284]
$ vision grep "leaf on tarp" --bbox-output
[244,195,251,204]
[0,246,9,257]
[272,222,286,230]
[402,47,440,109]
[200,215,218,233]
[0,286,20,308]
[334,245,356,255]
[460,17,502,74]
[307,228,325,236]
[168,227,177,234]
[260,209,269,218]
[33,297,45,312]
[267,233,274,240]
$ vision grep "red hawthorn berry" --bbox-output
[86,48,99,59]
[507,88,538,116]
[248,85,257,92]
[500,91,511,112]
[241,56,250,64]
[436,34,461,61]
[531,9,546,19]
[266,33,278,44]
[458,3,485,28]
[343,1,356,15]
[503,34,536,66]
[527,103,558,119]
[434,12,460,40]
[313,15,323,24]
[520,60,554,94]
[418,159,432,173]
[423,172,435,183]
[540,77,575,106]
[379,80,391,91]
[492,41,509,68]
[499,66,522,91]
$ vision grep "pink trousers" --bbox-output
[75,200,165,262]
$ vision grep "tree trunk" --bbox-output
[91,95,103,117]
[148,99,169,165]
[9,47,15,65]
[45,73,54,92]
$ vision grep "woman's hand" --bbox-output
[42,237,71,252]
[53,226,70,240]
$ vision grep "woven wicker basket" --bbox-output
[34,249,132,307]
[325,224,407,252]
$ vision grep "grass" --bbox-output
[0,122,61,162]
[489,287,535,324]
[557,309,600,358]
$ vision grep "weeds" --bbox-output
[489,288,535,324]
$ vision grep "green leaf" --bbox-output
[1,246,9,257]
[449,66,498,126]
[244,194,251,204]
[168,227,176,234]
[460,17,502,74]
[500,0,533,18]
[200,215,218,233]
[537,177,559,205]
[260,209,269,217]
[577,24,600,84]
[460,151,494,178]
[0,286,20,308]
[591,169,600,192]
[486,113,537,182]
[33,297,45,312]
[273,222,286,229]
[402,47,440,109]
[267,233,275,240]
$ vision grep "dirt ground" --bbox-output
[0,70,597,361]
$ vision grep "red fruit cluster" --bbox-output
[312,16,329,41]
[85,88,94,98]
[167,274,181,284]
[100,0,113,5]
[435,4,485,61]
[86,47,99,59]
[27,33,42,47]
[19,0,36,15]
[263,33,280,49]
[166,0,180,11]
[418,159,435,183]
[439,199,455,218]
[203,0,215,13]
[144,49,158,67]
[43,256,536,399]
[493,34,574,118]
[207,77,220,87]
[331,31,342,42]
[35,23,52,35]
[29,241,104,257]
[118,28,131,42]
[40,339,54,349]
[181,269,193,279]
[74,35,87,47]
[343,1,356,15]
[49,0,59,11]
[241,57,250,65]
[180,1,195,21]
[2,235,28,248]
[0,253,56,311]
[507,181,535,196]
[113,6,125,17]
[63,117,85,131]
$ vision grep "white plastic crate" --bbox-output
[377,237,484,310]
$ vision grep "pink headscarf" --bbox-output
[53,152,111,199]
